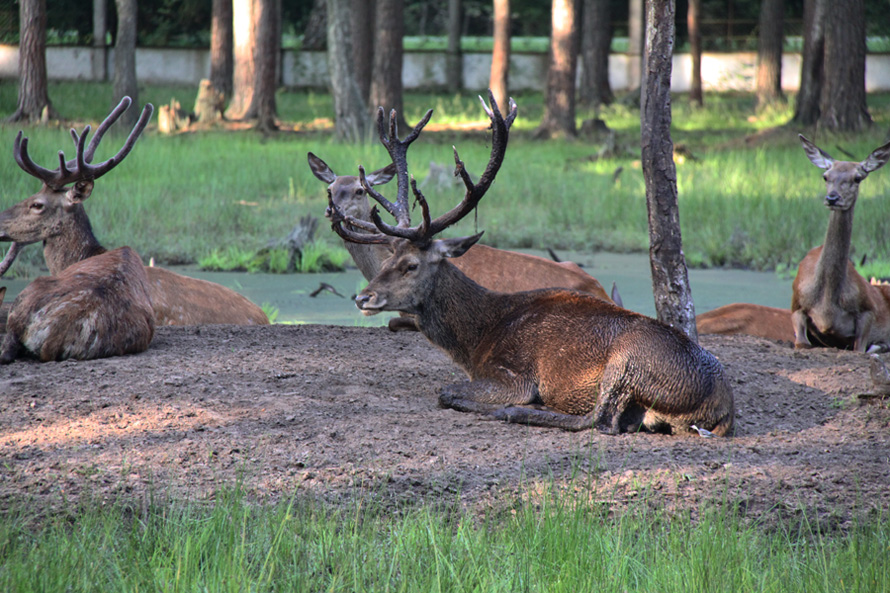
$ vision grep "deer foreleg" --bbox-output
[0,331,21,365]
[791,309,813,349]
[854,310,876,353]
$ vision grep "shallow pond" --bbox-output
[1,251,793,326]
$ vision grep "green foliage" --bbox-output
[198,243,349,274]
[1,486,887,592]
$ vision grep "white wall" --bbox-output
[2,45,889,93]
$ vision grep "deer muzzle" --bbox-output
[355,290,386,316]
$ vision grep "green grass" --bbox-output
[0,484,886,592]
[1,82,890,276]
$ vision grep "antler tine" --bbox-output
[0,242,22,277]
[358,165,400,219]
[374,107,434,227]
[81,103,154,179]
[426,90,517,236]
[84,96,133,162]
[326,193,393,246]
[13,132,61,185]
[367,176,432,242]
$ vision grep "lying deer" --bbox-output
[0,98,268,327]
[696,303,794,344]
[328,95,734,435]
[792,135,890,352]
[308,149,612,332]
[0,126,156,362]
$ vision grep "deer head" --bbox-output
[799,135,890,211]
[0,97,153,275]
[308,152,396,223]
[327,92,517,316]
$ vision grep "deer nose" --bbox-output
[825,193,840,207]
[355,292,373,309]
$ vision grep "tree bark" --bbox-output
[210,0,233,100]
[641,0,697,340]
[226,0,279,130]
[326,0,368,142]
[351,0,374,103]
[755,0,785,110]
[445,0,462,92]
[687,0,702,106]
[536,0,578,139]
[92,0,108,80]
[489,0,510,111]
[8,0,57,123]
[579,0,613,108]
[792,0,826,126]
[369,0,405,129]
[626,0,644,92]
[817,0,870,132]
[112,0,139,129]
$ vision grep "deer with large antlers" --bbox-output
[308,152,612,332]
[0,98,268,327]
[792,135,890,352]
[327,94,734,435]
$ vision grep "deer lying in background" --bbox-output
[695,303,794,344]
[0,121,156,363]
[0,98,268,327]
[308,149,612,331]
[328,95,734,435]
[792,135,890,352]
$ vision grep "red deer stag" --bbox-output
[308,147,611,332]
[0,98,268,327]
[792,135,890,352]
[0,117,155,363]
[327,95,734,435]
[696,303,794,344]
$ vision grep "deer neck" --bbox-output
[42,206,107,275]
[414,262,501,371]
[345,240,390,281]
[816,207,855,298]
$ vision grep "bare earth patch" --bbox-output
[1,325,888,528]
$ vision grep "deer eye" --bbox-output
[355,188,364,197]
[29,201,44,213]
[406,263,418,272]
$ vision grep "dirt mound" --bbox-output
[1,325,888,527]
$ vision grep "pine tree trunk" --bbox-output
[687,0,702,106]
[641,0,697,340]
[817,0,871,132]
[755,0,785,110]
[253,0,280,131]
[369,0,405,128]
[579,0,613,108]
[351,0,374,103]
[326,0,368,142]
[536,0,578,138]
[210,0,233,100]
[489,0,510,111]
[8,0,57,123]
[445,0,462,93]
[227,0,256,120]
[793,0,825,126]
[113,0,139,128]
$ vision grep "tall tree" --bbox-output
[687,0,702,106]
[626,0,644,92]
[7,0,58,123]
[226,0,279,130]
[210,0,233,99]
[112,0,139,128]
[579,0,613,108]
[92,0,108,80]
[489,0,510,111]
[351,0,374,103]
[536,0,578,138]
[818,0,870,132]
[792,0,826,126]
[446,0,462,92]
[326,0,368,142]
[369,0,405,129]
[641,0,696,340]
[755,0,785,110]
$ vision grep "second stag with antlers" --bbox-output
[327,94,734,435]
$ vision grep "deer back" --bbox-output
[695,303,794,344]
[1,246,154,363]
[145,266,268,325]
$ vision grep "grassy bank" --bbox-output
[1,486,886,592]
[1,83,889,275]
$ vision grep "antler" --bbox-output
[328,90,517,247]
[0,242,22,277]
[13,97,154,190]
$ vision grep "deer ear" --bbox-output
[307,152,337,183]
[862,140,890,174]
[799,135,834,170]
[365,163,397,186]
[435,232,484,259]
[65,180,94,209]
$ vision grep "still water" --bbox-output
[1,251,793,326]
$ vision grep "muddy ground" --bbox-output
[1,324,888,528]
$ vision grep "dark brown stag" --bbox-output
[0,112,156,363]
[327,95,734,435]
[0,98,268,327]
[308,146,612,333]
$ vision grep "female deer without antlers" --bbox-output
[328,94,734,435]
[792,135,890,352]
[0,97,268,327]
